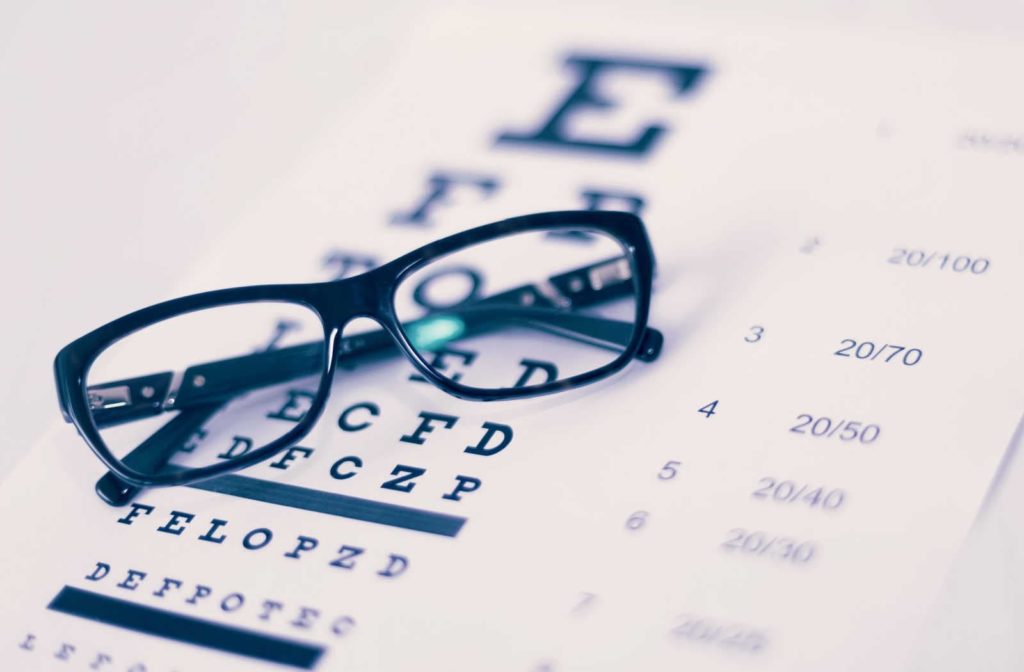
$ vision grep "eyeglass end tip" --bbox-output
[636,327,663,363]
[95,473,139,507]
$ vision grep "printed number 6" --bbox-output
[745,325,764,343]
[626,511,648,531]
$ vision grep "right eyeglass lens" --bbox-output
[84,301,326,479]
[393,227,639,392]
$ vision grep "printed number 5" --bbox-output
[658,460,681,480]
[745,325,764,343]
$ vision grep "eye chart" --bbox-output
[2,8,1023,672]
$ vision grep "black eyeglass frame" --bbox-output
[54,210,656,489]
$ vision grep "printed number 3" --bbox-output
[745,325,764,343]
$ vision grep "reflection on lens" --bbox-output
[85,302,325,479]
[405,315,467,351]
[393,227,638,391]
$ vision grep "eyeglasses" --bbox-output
[54,210,662,506]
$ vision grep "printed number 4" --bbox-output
[698,400,718,418]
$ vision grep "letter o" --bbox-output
[412,267,482,310]
[242,528,273,550]
[331,615,357,637]
[221,593,245,612]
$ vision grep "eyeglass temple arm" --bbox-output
[91,257,662,506]
[90,314,661,431]
[437,305,662,359]
[93,311,662,506]
[94,328,659,506]
[87,257,662,430]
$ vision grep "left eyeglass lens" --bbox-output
[84,302,326,479]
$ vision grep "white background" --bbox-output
[1,2,1022,669]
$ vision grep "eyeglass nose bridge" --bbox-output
[315,272,411,366]
[319,271,393,327]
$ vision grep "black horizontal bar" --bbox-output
[48,586,323,669]
[188,474,467,538]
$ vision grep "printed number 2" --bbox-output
[745,326,764,343]
[698,400,718,418]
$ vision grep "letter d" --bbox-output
[378,554,409,579]
[464,422,513,456]
[85,562,110,581]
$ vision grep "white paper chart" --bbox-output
[2,8,1023,671]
